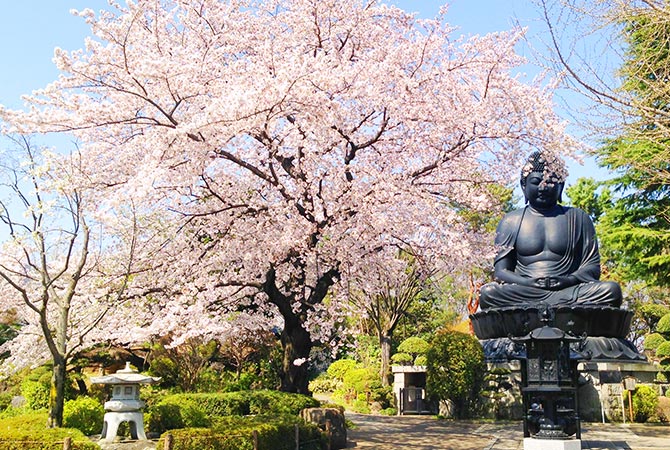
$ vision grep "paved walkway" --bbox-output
[346,414,670,449]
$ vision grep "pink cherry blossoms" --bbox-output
[0,0,581,393]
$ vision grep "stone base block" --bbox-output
[524,438,581,450]
[101,411,147,441]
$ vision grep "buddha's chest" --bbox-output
[516,213,569,257]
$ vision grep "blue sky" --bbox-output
[0,0,610,183]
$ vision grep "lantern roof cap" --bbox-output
[90,362,160,385]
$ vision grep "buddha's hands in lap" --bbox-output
[527,276,577,290]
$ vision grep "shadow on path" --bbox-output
[346,414,670,450]
[346,413,520,450]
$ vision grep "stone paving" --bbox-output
[346,413,670,450]
[87,414,670,450]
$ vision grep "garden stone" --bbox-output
[301,407,347,449]
[10,395,25,408]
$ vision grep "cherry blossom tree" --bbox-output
[0,135,165,426]
[349,255,428,386]
[1,0,580,394]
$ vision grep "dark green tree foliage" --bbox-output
[426,329,485,419]
[590,6,670,286]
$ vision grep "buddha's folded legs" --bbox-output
[479,280,622,310]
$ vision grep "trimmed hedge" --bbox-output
[156,415,326,450]
[0,411,100,450]
[146,390,320,434]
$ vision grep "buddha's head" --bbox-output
[520,151,567,207]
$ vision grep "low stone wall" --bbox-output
[485,361,666,422]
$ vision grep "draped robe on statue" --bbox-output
[479,205,622,309]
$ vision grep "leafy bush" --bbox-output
[392,337,430,366]
[657,313,670,336]
[644,333,667,352]
[341,368,376,396]
[426,329,485,419]
[415,355,428,366]
[308,373,340,394]
[146,390,319,434]
[147,402,188,434]
[327,359,358,381]
[156,415,325,450]
[0,411,100,449]
[639,304,670,331]
[625,385,659,422]
[21,379,50,410]
[390,352,413,365]
[397,337,430,356]
[656,341,670,359]
[0,392,13,411]
[63,396,105,436]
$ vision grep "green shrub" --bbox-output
[639,304,670,330]
[308,373,340,394]
[626,385,659,422]
[63,396,104,436]
[390,352,413,365]
[342,368,376,396]
[146,390,319,434]
[657,313,670,335]
[157,427,250,450]
[21,379,50,410]
[644,333,667,352]
[147,402,186,434]
[656,341,670,359]
[414,355,428,366]
[0,392,12,411]
[326,359,358,381]
[156,415,325,450]
[0,411,100,449]
[426,329,485,419]
[397,337,430,356]
[146,398,210,434]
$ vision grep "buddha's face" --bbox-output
[523,171,563,210]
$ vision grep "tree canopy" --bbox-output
[1,0,578,394]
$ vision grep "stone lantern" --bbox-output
[514,322,584,450]
[90,362,160,442]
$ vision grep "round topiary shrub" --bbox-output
[656,341,670,359]
[397,337,430,356]
[656,313,670,335]
[639,304,670,330]
[390,352,413,365]
[644,333,667,352]
[63,396,105,436]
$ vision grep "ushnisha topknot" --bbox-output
[520,150,568,186]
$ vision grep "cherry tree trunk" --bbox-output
[47,355,67,428]
[263,266,338,394]
[379,334,392,387]
[279,316,313,394]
